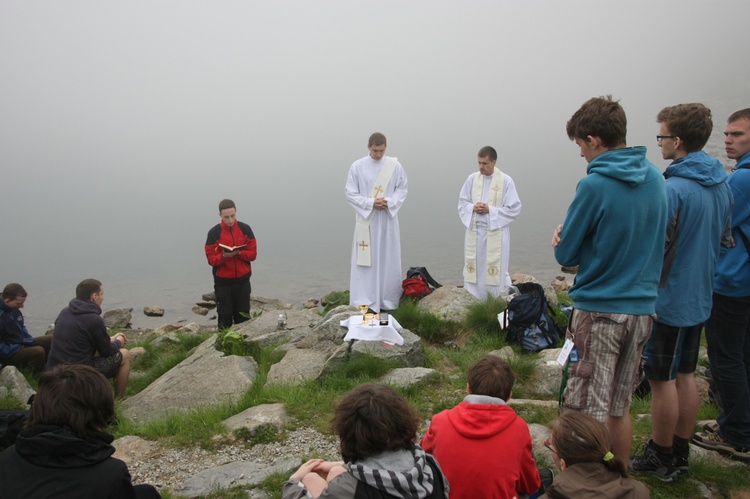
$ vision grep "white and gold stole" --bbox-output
[356,156,397,266]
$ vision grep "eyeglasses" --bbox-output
[544,438,557,455]
[656,135,677,142]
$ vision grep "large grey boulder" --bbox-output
[235,308,321,348]
[121,335,258,423]
[174,458,299,498]
[0,366,35,404]
[417,286,477,323]
[349,328,424,367]
[295,306,357,354]
[378,367,438,388]
[266,347,329,385]
[104,308,133,328]
[222,403,289,433]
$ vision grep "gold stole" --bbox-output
[464,170,505,285]
[356,157,397,266]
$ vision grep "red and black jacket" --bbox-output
[204,220,257,284]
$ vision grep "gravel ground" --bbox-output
[127,427,341,492]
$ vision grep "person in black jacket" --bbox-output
[0,364,160,498]
[46,279,131,397]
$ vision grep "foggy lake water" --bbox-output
[1,1,747,333]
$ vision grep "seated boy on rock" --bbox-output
[421,354,540,498]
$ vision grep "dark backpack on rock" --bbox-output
[504,282,562,352]
[402,267,442,298]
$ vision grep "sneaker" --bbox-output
[702,421,719,435]
[629,440,679,482]
[692,431,750,462]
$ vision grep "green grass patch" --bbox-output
[391,300,460,344]
[464,297,506,335]
[113,400,237,448]
[258,471,289,499]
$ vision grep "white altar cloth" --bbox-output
[340,315,404,345]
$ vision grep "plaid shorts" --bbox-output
[92,351,123,379]
[643,321,702,381]
[562,310,653,421]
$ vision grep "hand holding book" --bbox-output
[218,243,247,253]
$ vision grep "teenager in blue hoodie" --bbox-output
[630,104,732,481]
[692,108,750,462]
[552,96,667,464]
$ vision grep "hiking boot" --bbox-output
[629,440,679,482]
[692,431,750,462]
[672,445,689,476]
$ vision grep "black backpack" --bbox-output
[503,282,563,352]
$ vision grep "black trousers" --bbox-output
[214,280,251,330]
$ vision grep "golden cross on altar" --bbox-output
[373,185,384,198]
[359,240,369,251]
[491,185,501,206]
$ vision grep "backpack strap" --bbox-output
[419,268,442,289]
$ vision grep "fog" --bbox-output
[1,0,748,332]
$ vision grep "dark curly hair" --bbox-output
[332,383,420,462]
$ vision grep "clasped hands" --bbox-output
[291,459,344,480]
[473,202,489,215]
[373,197,388,210]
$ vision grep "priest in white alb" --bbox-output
[458,146,522,299]
[346,132,408,312]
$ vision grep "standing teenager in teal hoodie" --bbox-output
[552,96,668,464]
[630,104,732,481]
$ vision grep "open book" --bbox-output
[218,243,247,252]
